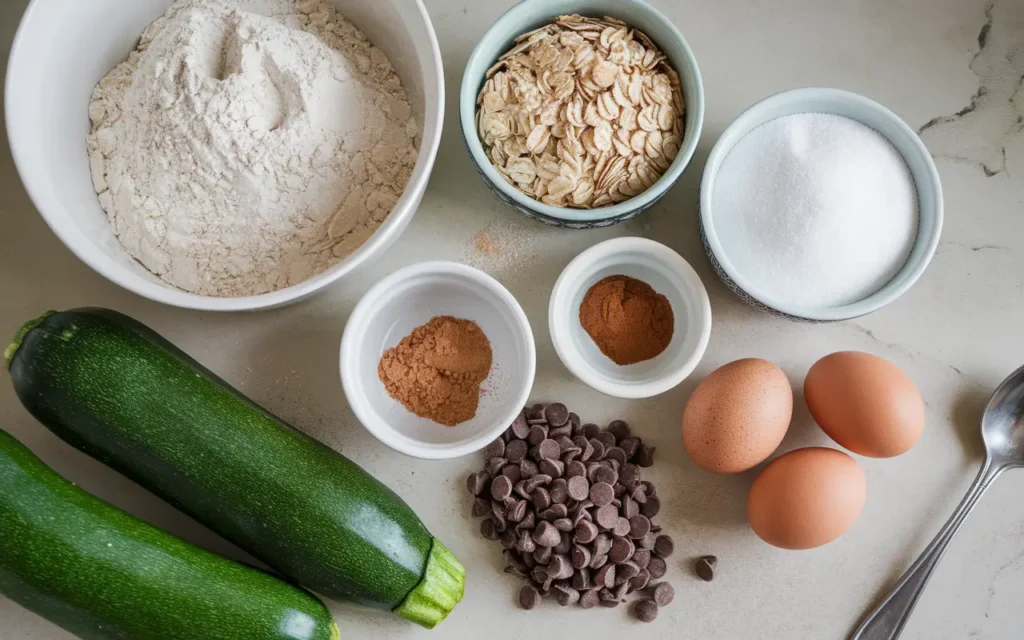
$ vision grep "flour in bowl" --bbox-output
[86,0,419,297]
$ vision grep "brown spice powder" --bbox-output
[377,316,493,426]
[579,275,674,365]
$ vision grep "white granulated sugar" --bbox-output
[87,0,419,297]
[713,113,918,309]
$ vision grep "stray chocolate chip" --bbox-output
[648,556,667,579]
[519,585,541,610]
[696,555,717,582]
[653,535,674,558]
[545,403,570,427]
[651,581,675,606]
[633,598,658,622]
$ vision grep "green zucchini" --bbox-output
[0,426,338,640]
[6,308,464,629]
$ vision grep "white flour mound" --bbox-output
[87,0,419,297]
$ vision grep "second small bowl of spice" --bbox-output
[341,261,536,459]
[549,237,711,398]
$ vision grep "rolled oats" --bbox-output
[476,15,685,209]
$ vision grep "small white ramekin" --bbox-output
[340,262,536,459]
[699,87,943,322]
[549,237,711,398]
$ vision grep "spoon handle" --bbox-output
[850,460,1005,640]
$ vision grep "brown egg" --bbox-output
[804,351,924,458]
[681,358,792,473]
[747,447,866,549]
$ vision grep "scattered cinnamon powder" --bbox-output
[378,316,493,426]
[579,275,674,365]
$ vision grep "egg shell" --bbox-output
[804,351,925,458]
[681,358,792,473]
[747,447,866,550]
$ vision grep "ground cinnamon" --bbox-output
[378,316,493,426]
[579,275,674,365]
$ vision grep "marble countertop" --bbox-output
[1,0,1022,638]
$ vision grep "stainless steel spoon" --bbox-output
[851,364,1024,639]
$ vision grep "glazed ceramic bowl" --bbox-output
[549,237,711,398]
[699,87,944,322]
[340,262,536,459]
[460,0,704,228]
[6,0,444,311]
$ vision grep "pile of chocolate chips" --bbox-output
[467,403,676,620]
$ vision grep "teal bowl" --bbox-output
[460,0,704,228]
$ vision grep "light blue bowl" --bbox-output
[460,0,704,228]
[699,88,944,322]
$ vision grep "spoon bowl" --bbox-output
[852,364,1024,639]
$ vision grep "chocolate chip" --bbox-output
[638,532,657,550]
[596,431,617,450]
[594,563,616,588]
[539,504,568,521]
[489,475,512,501]
[631,485,647,504]
[481,518,498,540]
[548,553,573,580]
[653,535,674,558]
[619,437,640,460]
[553,517,574,532]
[549,424,573,438]
[579,589,600,609]
[571,544,592,569]
[533,545,553,564]
[696,555,716,582]
[517,530,537,553]
[588,438,606,461]
[487,457,507,476]
[533,521,561,548]
[607,420,631,440]
[523,474,551,494]
[651,581,675,606]
[578,438,596,461]
[569,412,581,427]
[648,556,666,579]
[501,528,518,549]
[485,438,506,458]
[641,480,657,497]
[572,566,591,590]
[526,424,547,446]
[554,531,572,555]
[590,553,609,570]
[537,439,561,461]
[505,439,527,463]
[595,504,619,530]
[507,499,528,523]
[555,585,580,606]
[605,446,627,467]
[467,472,489,496]
[633,598,658,622]
[619,463,640,489]
[548,478,566,503]
[639,495,660,518]
[628,515,651,539]
[472,497,491,518]
[519,585,541,610]
[501,464,522,484]
[632,549,651,569]
[598,589,620,607]
[544,403,570,427]
[510,413,530,439]
[614,580,631,601]
[490,504,507,532]
[566,475,589,501]
[519,459,538,478]
[589,481,615,507]
[565,460,587,479]
[539,458,564,479]
[517,510,536,531]
[592,533,613,557]
[622,495,639,519]
[630,568,651,591]
[592,465,618,486]
[582,423,601,438]
[617,561,640,584]
[613,517,632,538]
[609,536,635,563]
[633,444,656,467]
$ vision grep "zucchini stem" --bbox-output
[5,311,56,370]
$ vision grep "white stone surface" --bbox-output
[1,0,1022,638]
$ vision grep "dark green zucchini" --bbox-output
[5,309,463,629]
[0,426,338,640]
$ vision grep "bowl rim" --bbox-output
[548,236,711,398]
[698,86,944,321]
[339,260,537,459]
[459,0,705,224]
[4,0,445,312]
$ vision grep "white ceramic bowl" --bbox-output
[460,0,704,229]
[5,0,444,311]
[699,87,943,322]
[340,262,536,459]
[549,237,711,398]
